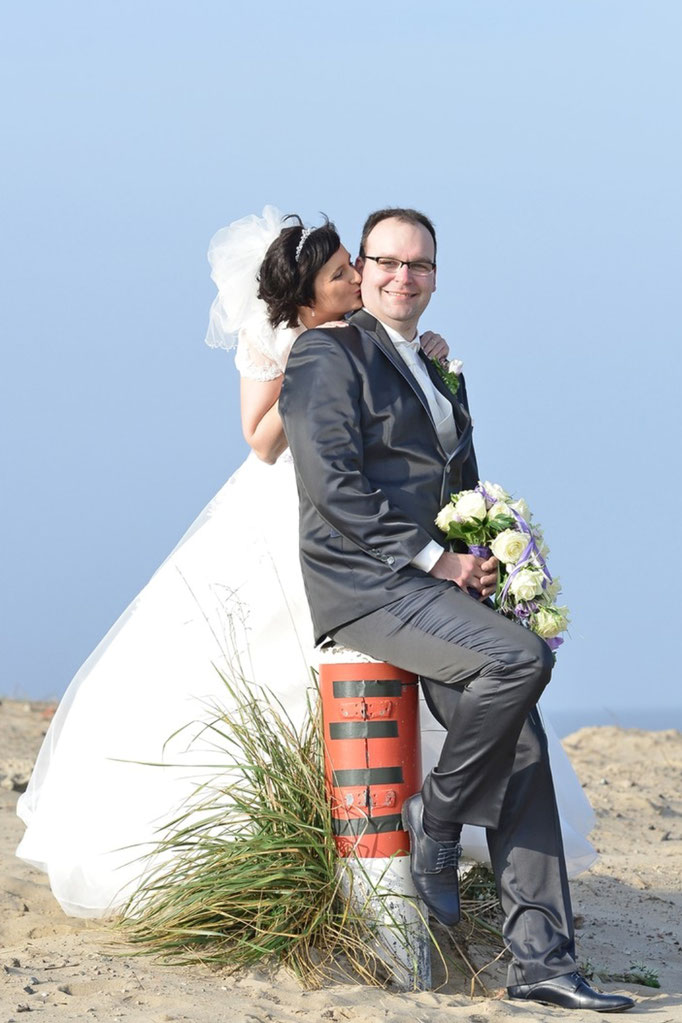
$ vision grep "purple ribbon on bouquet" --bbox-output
[475,483,497,507]
[513,601,536,620]
[464,544,493,598]
[499,507,553,604]
[472,485,563,651]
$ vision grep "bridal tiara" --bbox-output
[295,226,314,263]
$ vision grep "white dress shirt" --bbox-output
[376,317,456,573]
[380,320,458,454]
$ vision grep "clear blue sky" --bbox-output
[2,1,681,721]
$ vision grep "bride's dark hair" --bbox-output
[257,215,341,329]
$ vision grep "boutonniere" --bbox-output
[431,357,463,396]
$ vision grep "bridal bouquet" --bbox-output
[435,481,569,651]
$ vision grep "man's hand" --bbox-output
[429,552,499,599]
[419,331,449,362]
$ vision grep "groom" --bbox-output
[279,208,633,1012]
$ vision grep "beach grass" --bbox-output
[117,673,504,989]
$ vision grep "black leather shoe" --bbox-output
[400,793,461,926]
[508,971,635,1012]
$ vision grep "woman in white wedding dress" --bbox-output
[16,206,596,919]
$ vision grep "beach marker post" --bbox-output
[318,652,432,990]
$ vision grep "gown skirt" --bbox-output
[16,451,597,918]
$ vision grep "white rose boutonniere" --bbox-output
[431,356,462,396]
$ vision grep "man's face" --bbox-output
[357,217,436,337]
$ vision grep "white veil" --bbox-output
[204,205,288,352]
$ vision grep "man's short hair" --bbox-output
[359,207,437,260]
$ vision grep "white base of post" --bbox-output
[340,854,432,991]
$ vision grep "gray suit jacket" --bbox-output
[279,308,479,643]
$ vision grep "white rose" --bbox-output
[481,481,510,504]
[544,578,562,603]
[488,501,512,521]
[555,604,570,628]
[533,605,570,639]
[490,529,527,565]
[510,497,531,522]
[435,503,458,532]
[448,358,464,376]
[508,568,544,601]
[454,491,487,523]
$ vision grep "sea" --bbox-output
[546,705,682,738]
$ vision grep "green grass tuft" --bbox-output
[116,671,506,990]
[117,674,420,986]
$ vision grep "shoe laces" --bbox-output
[435,842,461,871]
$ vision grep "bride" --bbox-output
[16,206,596,919]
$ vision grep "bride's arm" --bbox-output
[240,375,288,464]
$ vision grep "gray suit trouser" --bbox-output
[332,581,576,986]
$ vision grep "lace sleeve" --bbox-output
[235,327,282,381]
[234,322,303,382]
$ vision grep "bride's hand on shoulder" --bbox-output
[316,320,349,329]
[420,331,449,362]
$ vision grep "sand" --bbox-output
[2,698,681,1022]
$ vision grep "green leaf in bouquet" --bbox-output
[459,522,488,545]
[487,514,516,535]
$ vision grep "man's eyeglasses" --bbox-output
[363,256,436,277]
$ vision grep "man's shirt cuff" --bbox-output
[410,540,444,574]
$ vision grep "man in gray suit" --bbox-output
[279,208,633,1012]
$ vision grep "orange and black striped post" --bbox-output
[319,660,422,857]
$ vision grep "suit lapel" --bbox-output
[349,308,440,437]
